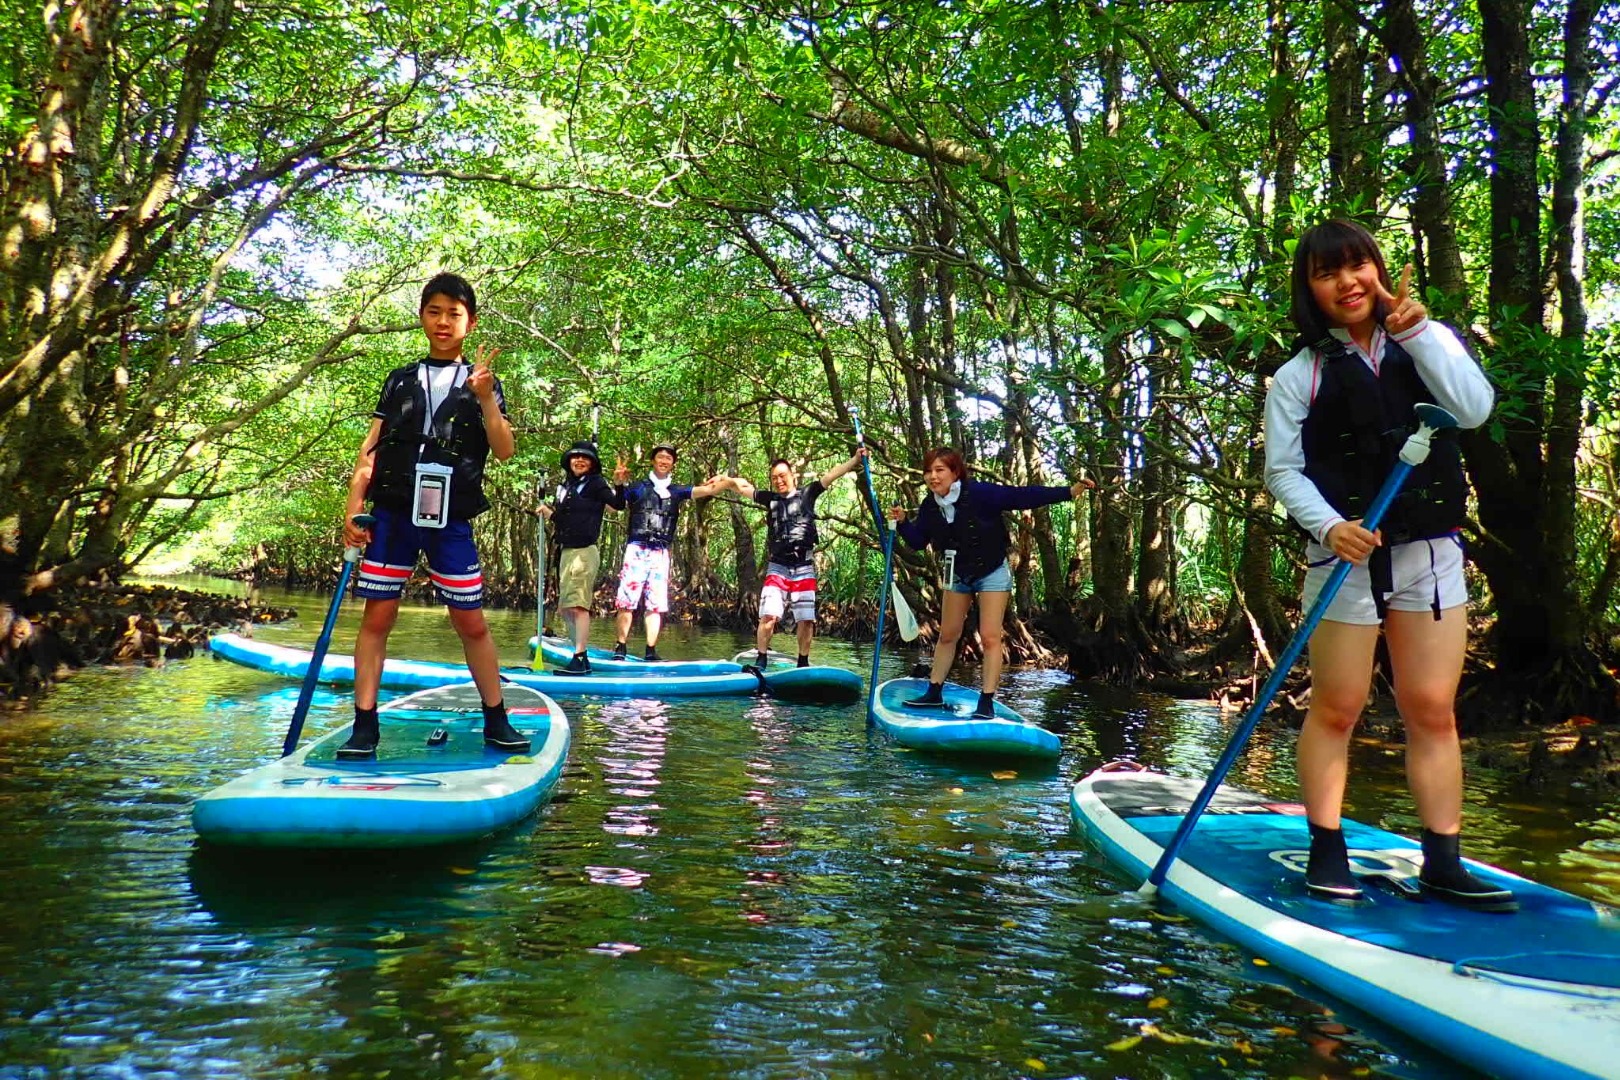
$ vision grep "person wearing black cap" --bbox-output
[539,440,625,673]
[608,444,728,660]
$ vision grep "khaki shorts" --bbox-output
[557,545,601,610]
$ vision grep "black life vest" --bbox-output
[1299,337,1466,545]
[365,361,494,521]
[552,474,617,549]
[917,480,1010,581]
[766,484,821,564]
[628,482,681,548]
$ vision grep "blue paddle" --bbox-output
[867,520,898,724]
[280,513,375,758]
[1143,403,1459,895]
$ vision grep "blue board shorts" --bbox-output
[354,506,485,609]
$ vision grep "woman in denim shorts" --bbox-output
[888,448,1093,719]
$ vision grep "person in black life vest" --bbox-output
[338,272,530,758]
[608,445,729,661]
[538,440,624,674]
[728,448,866,668]
[1263,219,1509,911]
[887,448,1095,719]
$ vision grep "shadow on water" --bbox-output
[185,842,507,930]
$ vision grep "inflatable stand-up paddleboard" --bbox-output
[870,677,1060,759]
[529,633,747,675]
[1071,763,1620,1080]
[193,683,569,849]
[209,633,863,704]
[530,634,794,674]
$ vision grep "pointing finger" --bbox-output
[1397,263,1412,304]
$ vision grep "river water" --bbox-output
[1,583,1616,1079]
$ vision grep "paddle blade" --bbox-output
[891,581,920,642]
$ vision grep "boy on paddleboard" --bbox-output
[338,273,530,758]
[728,449,865,669]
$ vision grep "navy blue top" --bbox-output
[897,479,1072,553]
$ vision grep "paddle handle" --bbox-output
[1143,407,1454,892]
[281,513,374,758]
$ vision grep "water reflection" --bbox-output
[0,593,1587,1076]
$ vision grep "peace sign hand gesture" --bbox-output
[467,344,500,401]
[1377,263,1427,337]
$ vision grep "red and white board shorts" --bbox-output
[759,560,816,622]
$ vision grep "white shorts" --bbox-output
[1302,534,1467,626]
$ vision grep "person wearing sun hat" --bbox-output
[538,439,624,673]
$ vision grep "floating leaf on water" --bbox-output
[1104,1035,1143,1052]
[1271,1026,1297,1036]
[1002,920,1018,928]
[1023,1059,1045,1071]
[949,787,964,795]
[1147,997,1168,1009]
[374,930,406,944]
[1155,965,1176,975]
[449,866,476,875]
[1145,910,1189,923]
[992,770,1018,780]
[1251,957,1270,967]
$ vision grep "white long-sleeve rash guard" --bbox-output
[1263,319,1495,545]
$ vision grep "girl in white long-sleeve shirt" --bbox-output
[1263,219,1513,912]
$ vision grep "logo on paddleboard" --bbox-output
[1270,847,1424,882]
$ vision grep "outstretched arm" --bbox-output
[818,447,867,487]
[731,476,757,499]
[691,475,735,499]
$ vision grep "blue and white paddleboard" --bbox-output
[192,683,569,849]
[870,678,1060,759]
[209,633,863,704]
[1070,763,1620,1080]
[529,634,746,676]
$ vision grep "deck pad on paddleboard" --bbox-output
[301,684,552,768]
[1072,766,1620,1080]
[1094,772,1620,987]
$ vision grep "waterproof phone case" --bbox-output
[942,549,957,590]
[411,461,455,529]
